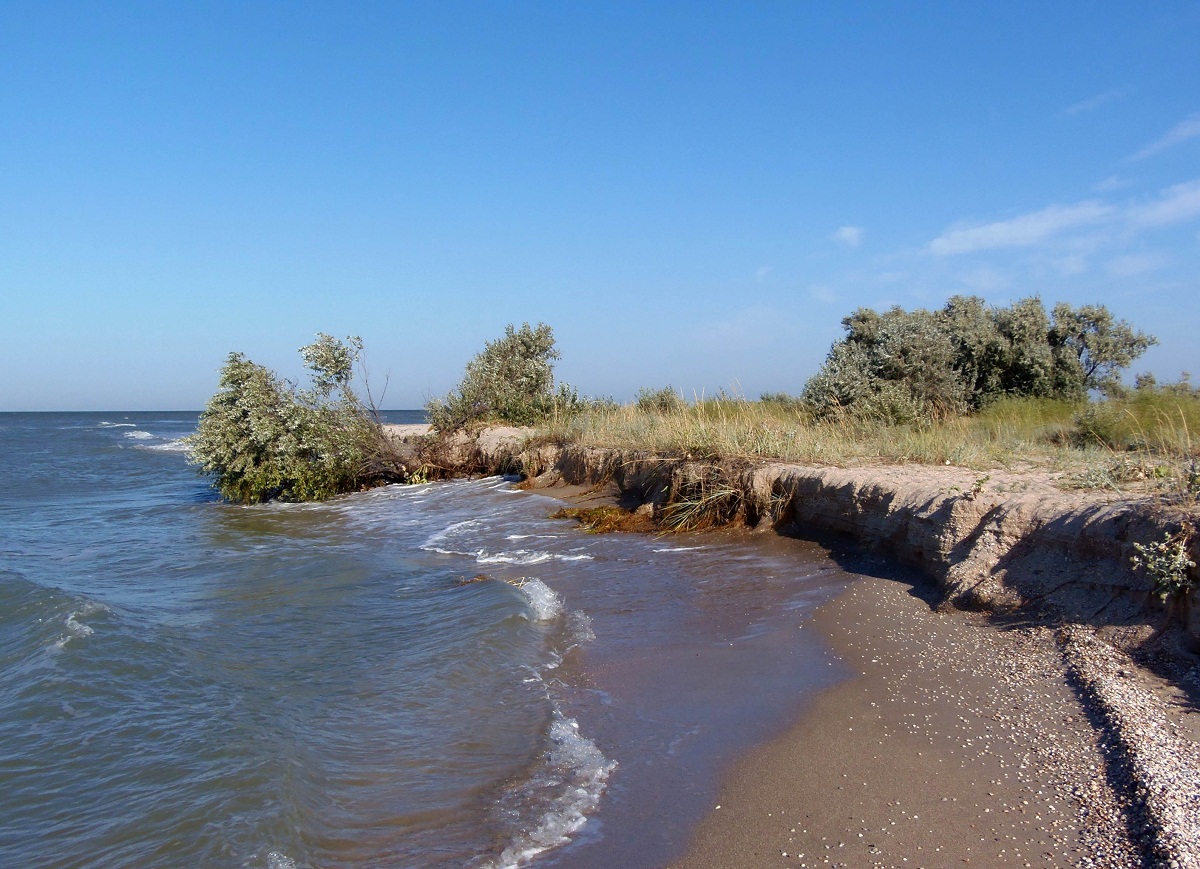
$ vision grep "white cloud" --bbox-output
[928,201,1114,255]
[830,226,863,247]
[1064,87,1131,116]
[1127,179,1200,227]
[1050,254,1088,276]
[1105,252,1168,277]
[1130,114,1200,160]
[955,267,1009,293]
[1093,175,1131,193]
[808,285,838,304]
[755,265,772,282]
[692,305,797,349]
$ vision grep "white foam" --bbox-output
[487,712,617,868]
[420,519,481,553]
[568,610,596,644]
[479,550,595,565]
[137,439,190,453]
[517,579,563,622]
[124,430,155,440]
[64,612,94,638]
[54,602,107,649]
[478,550,553,565]
[651,545,707,553]
[98,421,135,428]
[266,852,297,869]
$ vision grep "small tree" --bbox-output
[803,297,1156,421]
[427,322,578,430]
[1050,302,1158,396]
[188,334,387,503]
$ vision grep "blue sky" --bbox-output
[2,2,1198,410]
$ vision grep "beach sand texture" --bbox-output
[674,574,1152,868]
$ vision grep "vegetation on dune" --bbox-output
[187,334,406,504]
[548,382,1199,492]
[801,296,1156,423]
[426,322,583,431]
[187,297,1189,505]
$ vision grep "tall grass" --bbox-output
[547,390,1200,486]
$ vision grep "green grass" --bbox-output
[543,390,1200,496]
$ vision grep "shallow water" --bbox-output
[0,412,856,867]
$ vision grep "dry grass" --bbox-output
[544,392,1200,497]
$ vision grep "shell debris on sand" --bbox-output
[674,576,1168,868]
[1059,625,1200,869]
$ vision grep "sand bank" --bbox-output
[397,425,1200,867]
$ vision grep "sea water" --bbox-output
[0,412,856,868]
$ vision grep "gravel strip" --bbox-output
[1058,624,1200,869]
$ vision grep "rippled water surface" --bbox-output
[0,412,856,868]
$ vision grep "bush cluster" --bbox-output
[188,334,388,503]
[802,296,1156,423]
[635,385,686,414]
[427,322,582,430]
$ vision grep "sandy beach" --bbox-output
[406,427,1200,867]
[671,566,1200,868]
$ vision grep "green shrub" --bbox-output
[803,296,1156,423]
[427,322,579,430]
[636,386,686,414]
[759,391,807,413]
[187,334,386,503]
[1132,524,1196,601]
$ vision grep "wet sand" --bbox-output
[671,572,1144,868]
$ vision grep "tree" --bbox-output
[803,304,968,422]
[427,322,579,430]
[802,297,1156,421]
[188,334,390,503]
[1050,302,1158,396]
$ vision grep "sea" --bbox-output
[0,412,861,868]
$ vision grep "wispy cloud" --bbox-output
[1093,175,1131,193]
[928,202,1114,255]
[1063,87,1131,116]
[1127,179,1200,227]
[755,265,772,282]
[1050,254,1088,276]
[1105,252,1168,277]
[829,226,863,247]
[808,285,838,304]
[955,266,1009,293]
[692,305,797,348]
[1130,114,1200,160]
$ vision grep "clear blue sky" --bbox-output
[2,1,1198,410]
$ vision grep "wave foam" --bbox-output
[478,550,552,565]
[136,438,190,453]
[488,712,617,868]
[98,421,136,428]
[516,579,563,622]
[54,601,107,649]
[421,519,481,553]
[124,430,155,440]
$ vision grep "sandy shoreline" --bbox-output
[395,426,1200,867]
[553,482,1147,866]
[671,569,1155,868]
